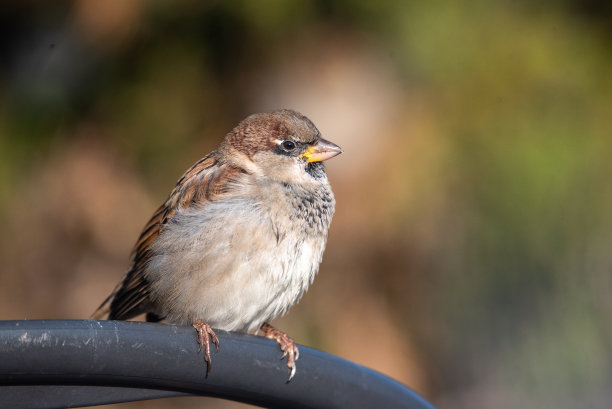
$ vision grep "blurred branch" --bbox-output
[0,320,435,409]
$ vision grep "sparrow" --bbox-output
[93,109,342,380]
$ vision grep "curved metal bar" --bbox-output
[0,320,436,409]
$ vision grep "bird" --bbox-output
[92,109,342,380]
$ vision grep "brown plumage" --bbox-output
[100,156,244,321]
[93,109,342,379]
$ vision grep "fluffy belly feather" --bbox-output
[145,199,326,332]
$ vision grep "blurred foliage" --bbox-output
[1,1,611,408]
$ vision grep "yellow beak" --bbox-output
[301,138,343,163]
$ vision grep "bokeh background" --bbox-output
[1,1,611,408]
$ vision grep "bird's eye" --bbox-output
[281,140,296,151]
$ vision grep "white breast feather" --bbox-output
[146,188,331,333]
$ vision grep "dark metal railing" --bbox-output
[0,320,436,409]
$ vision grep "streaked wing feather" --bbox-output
[94,152,245,320]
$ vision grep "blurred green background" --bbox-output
[1,1,611,408]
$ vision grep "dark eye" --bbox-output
[281,140,296,151]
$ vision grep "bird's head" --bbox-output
[221,109,342,185]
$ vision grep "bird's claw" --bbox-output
[193,319,220,374]
[261,322,299,381]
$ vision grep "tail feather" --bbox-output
[90,290,114,320]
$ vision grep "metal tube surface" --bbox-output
[0,320,436,409]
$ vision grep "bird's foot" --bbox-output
[193,319,220,374]
[261,322,299,381]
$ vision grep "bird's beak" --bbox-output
[301,138,343,163]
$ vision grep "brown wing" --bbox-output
[92,152,247,321]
